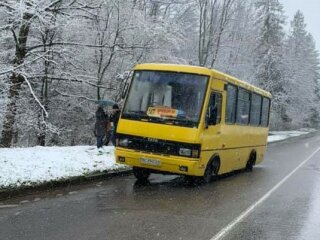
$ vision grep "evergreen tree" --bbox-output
[285,11,320,128]
[254,0,290,127]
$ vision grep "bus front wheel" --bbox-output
[202,164,213,183]
[133,167,150,181]
[202,157,220,184]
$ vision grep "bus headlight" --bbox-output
[179,148,192,156]
[119,138,129,147]
[179,148,200,158]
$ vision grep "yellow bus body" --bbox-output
[115,63,271,177]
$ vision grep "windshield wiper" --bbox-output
[155,117,196,127]
[123,111,197,126]
[127,110,145,114]
[122,111,146,120]
[124,111,159,122]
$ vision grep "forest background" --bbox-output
[0,0,319,147]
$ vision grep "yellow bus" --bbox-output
[115,63,271,183]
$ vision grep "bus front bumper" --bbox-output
[115,147,205,176]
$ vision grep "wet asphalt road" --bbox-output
[1,133,320,240]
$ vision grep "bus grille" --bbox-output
[116,134,200,158]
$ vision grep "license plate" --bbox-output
[140,157,161,166]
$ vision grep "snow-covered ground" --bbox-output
[0,146,126,189]
[0,129,316,190]
[268,129,315,143]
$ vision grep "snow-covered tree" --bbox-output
[1,0,319,147]
[213,1,257,82]
[284,11,320,128]
[198,0,236,67]
[0,0,99,147]
[253,0,290,128]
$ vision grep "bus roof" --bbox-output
[134,63,272,98]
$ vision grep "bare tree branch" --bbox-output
[21,74,49,117]
[54,89,96,102]
[27,75,116,90]
[0,2,15,11]
[0,52,51,76]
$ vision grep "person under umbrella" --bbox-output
[94,106,108,148]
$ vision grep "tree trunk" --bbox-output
[37,129,46,146]
[0,13,31,147]
[37,78,49,146]
[37,107,47,146]
[36,38,51,146]
[0,74,24,147]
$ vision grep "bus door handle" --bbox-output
[222,143,225,148]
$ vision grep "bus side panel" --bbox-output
[219,125,245,170]
[236,126,268,168]
[217,145,267,174]
[255,145,267,165]
[217,149,239,174]
[200,78,269,174]
[199,149,236,175]
[219,125,268,170]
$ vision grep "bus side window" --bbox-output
[236,88,250,125]
[226,85,237,124]
[261,97,270,127]
[206,92,222,126]
[250,93,262,126]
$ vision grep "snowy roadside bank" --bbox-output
[268,129,315,143]
[0,146,128,190]
[0,129,316,191]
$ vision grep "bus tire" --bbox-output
[202,156,220,184]
[246,151,256,172]
[202,164,213,184]
[133,167,150,181]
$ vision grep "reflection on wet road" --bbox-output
[1,133,320,240]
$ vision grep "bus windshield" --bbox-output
[122,70,209,127]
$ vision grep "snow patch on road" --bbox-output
[268,129,315,143]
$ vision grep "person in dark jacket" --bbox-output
[95,106,108,148]
[110,104,121,146]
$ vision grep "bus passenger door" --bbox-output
[202,92,222,164]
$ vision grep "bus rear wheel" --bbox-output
[246,152,256,172]
[133,167,150,181]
